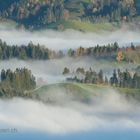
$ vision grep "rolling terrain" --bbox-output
[31,82,140,104]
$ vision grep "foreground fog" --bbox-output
[0,23,140,50]
[0,58,137,85]
[0,88,139,134]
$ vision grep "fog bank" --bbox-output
[0,89,140,134]
[0,23,140,50]
[0,58,137,85]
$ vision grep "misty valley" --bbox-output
[0,37,140,99]
[1,1,140,139]
[0,22,140,140]
[0,30,140,138]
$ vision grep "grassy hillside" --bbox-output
[63,20,118,32]
[32,83,94,103]
[31,83,140,103]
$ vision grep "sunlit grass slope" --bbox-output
[32,83,140,102]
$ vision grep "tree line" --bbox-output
[0,39,66,60]
[0,39,139,62]
[67,42,140,63]
[110,69,140,89]
[64,66,140,89]
[0,39,49,60]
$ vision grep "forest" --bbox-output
[0,0,140,30]
[0,39,49,60]
[0,39,139,63]
[67,42,140,63]
[0,68,36,98]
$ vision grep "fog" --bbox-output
[0,23,140,50]
[0,22,139,85]
[0,58,137,85]
[0,22,140,135]
[0,88,140,134]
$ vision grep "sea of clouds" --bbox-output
[0,89,140,134]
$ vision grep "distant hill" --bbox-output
[0,0,140,30]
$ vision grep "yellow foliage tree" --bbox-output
[116,51,125,62]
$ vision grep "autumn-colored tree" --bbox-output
[116,51,125,62]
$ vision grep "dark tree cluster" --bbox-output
[82,0,137,23]
[110,69,140,89]
[0,0,140,29]
[0,39,49,60]
[86,42,119,59]
[65,67,106,85]
[0,68,36,98]
[65,67,140,89]
[0,0,66,29]
[67,42,119,58]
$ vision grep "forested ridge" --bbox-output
[0,39,140,63]
[0,0,140,30]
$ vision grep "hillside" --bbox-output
[31,83,140,104]
[0,0,140,30]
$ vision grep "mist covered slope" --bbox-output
[31,83,140,104]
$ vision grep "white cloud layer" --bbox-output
[0,23,140,50]
[0,89,140,134]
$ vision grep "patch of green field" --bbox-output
[63,20,118,32]
[31,82,140,104]
[32,83,95,103]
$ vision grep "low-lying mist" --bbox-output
[0,23,140,50]
[0,88,139,134]
[0,58,137,85]
[0,22,139,85]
